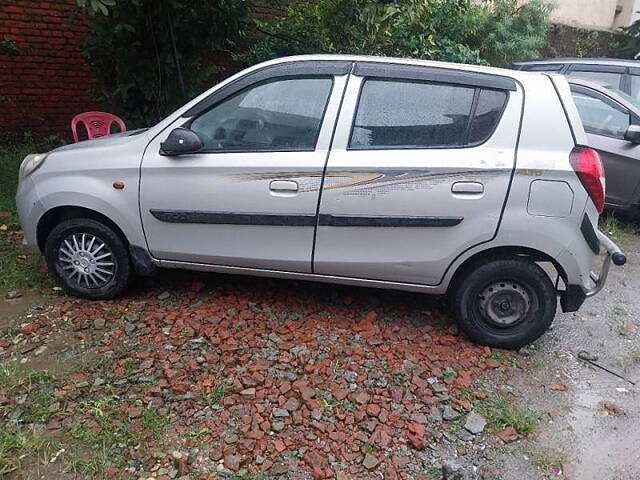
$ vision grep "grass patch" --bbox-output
[599,212,638,237]
[0,426,58,476]
[0,366,60,475]
[69,394,141,475]
[0,226,50,292]
[489,351,509,363]
[0,365,58,423]
[617,349,640,371]
[475,396,538,436]
[0,139,58,292]
[185,426,210,442]
[141,407,168,434]
[0,140,35,218]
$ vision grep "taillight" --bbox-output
[569,147,605,214]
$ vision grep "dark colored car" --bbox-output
[513,58,640,101]
[567,77,640,211]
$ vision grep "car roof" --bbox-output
[513,57,639,67]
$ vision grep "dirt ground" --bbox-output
[1,228,639,480]
[495,228,640,480]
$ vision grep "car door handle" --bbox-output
[269,180,299,192]
[451,181,484,194]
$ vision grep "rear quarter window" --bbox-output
[349,79,508,149]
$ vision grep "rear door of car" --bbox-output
[313,62,524,285]
[570,84,640,208]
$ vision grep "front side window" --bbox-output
[571,89,630,140]
[190,77,333,152]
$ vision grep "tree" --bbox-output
[82,1,249,127]
[614,17,640,59]
[76,0,116,16]
[241,0,552,67]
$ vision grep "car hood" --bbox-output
[52,129,150,154]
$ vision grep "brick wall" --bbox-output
[0,0,99,140]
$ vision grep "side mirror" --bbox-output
[159,128,204,156]
[624,124,640,144]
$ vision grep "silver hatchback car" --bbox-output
[16,55,626,348]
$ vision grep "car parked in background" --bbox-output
[513,58,640,100]
[567,77,640,212]
[16,55,627,349]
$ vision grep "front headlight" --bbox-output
[19,153,49,179]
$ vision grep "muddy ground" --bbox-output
[1,229,638,480]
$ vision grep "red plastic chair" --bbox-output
[71,111,126,142]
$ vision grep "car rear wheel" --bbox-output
[451,259,556,349]
[44,218,130,299]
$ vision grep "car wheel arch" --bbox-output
[446,245,567,297]
[37,206,129,253]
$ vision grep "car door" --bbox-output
[139,61,349,272]
[313,62,523,285]
[570,85,640,209]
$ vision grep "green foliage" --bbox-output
[76,0,116,16]
[476,396,539,435]
[0,37,19,55]
[83,0,249,127]
[614,17,640,59]
[241,0,552,67]
[0,139,53,293]
[71,394,141,471]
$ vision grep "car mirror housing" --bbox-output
[159,128,204,156]
[624,124,640,144]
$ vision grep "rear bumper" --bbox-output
[561,231,627,312]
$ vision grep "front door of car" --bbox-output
[313,63,523,285]
[140,64,349,272]
[570,85,640,209]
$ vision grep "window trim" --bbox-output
[346,77,509,151]
[184,75,336,154]
[570,85,631,141]
[566,64,627,74]
[521,64,564,72]
[353,62,517,91]
[182,60,352,118]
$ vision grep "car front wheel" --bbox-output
[44,218,131,299]
[451,258,557,349]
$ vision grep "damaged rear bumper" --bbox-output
[561,231,627,312]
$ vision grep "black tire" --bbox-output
[451,258,556,349]
[44,218,131,299]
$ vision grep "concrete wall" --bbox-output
[613,0,640,28]
[524,0,639,31]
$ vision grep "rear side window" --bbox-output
[349,79,508,149]
[469,90,509,144]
